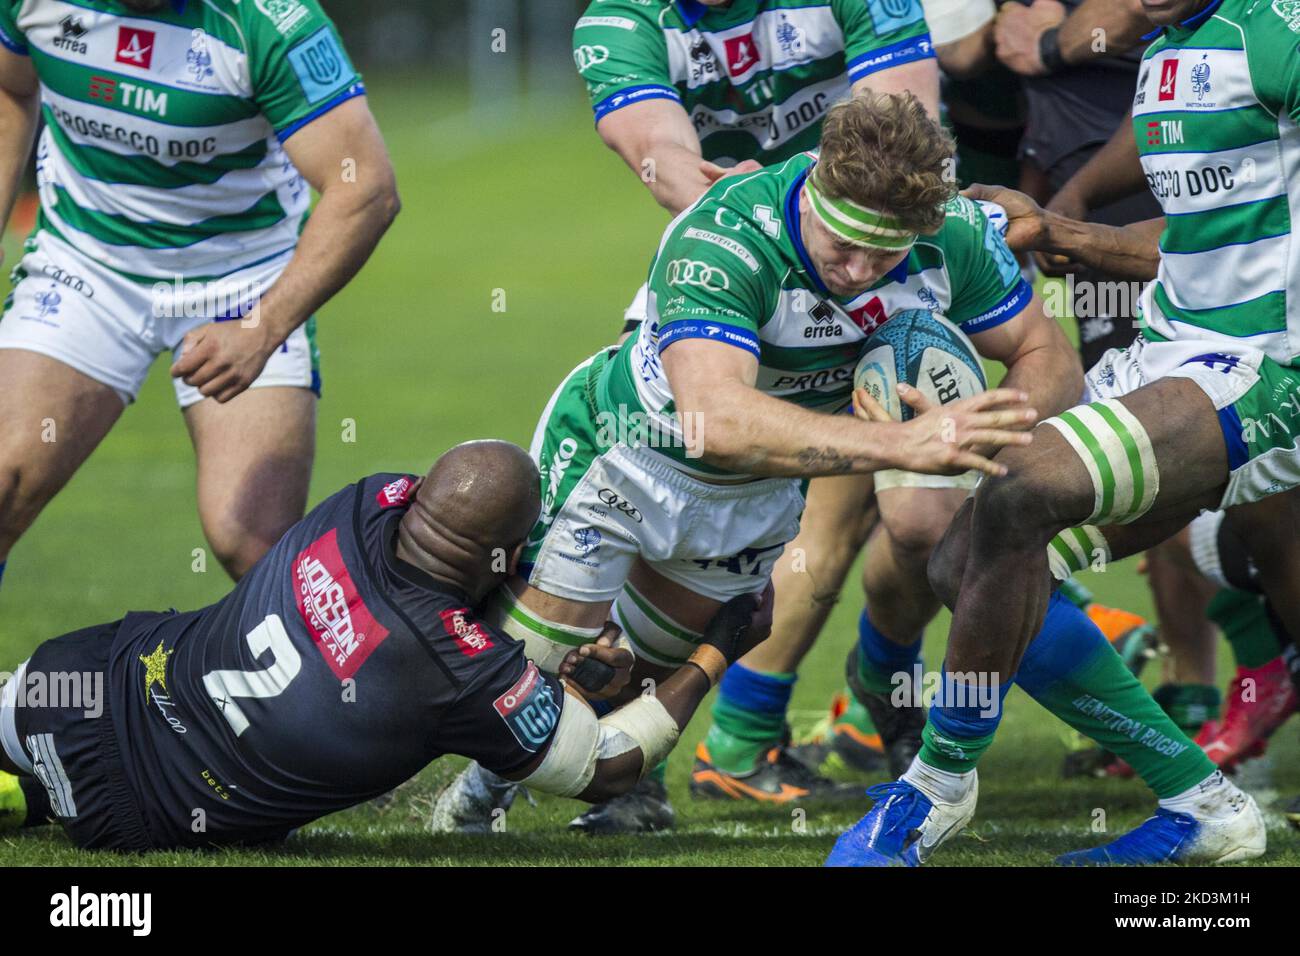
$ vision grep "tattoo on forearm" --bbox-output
[795,447,864,473]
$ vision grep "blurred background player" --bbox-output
[0,0,398,601]
[0,440,776,850]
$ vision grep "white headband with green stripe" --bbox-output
[805,170,918,251]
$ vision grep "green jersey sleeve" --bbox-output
[1248,3,1300,124]
[0,1,26,54]
[649,212,776,359]
[834,0,935,86]
[574,1,679,125]
[245,0,364,139]
[940,196,1033,335]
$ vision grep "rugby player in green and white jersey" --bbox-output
[562,0,1030,832]
[0,0,397,586]
[830,0,1294,866]
[432,91,1084,835]
[575,0,941,221]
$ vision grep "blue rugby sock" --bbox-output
[918,663,1013,772]
[855,608,921,694]
[0,561,6,592]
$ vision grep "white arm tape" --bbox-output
[601,694,680,777]
[921,0,995,47]
[520,691,600,798]
[520,690,682,797]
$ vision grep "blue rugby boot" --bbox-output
[825,774,977,867]
[1057,774,1264,865]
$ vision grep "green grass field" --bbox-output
[2,81,1298,867]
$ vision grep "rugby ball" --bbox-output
[852,309,987,421]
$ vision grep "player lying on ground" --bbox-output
[0,0,398,592]
[0,441,772,851]
[829,0,1300,866]
[431,90,1043,834]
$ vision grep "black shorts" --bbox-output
[13,621,154,851]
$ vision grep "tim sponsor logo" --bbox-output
[50,886,151,936]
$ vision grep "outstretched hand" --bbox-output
[893,384,1036,478]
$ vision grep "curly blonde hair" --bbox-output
[816,91,956,236]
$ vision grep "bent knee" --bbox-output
[927,531,964,610]
[970,469,1065,545]
[880,509,951,560]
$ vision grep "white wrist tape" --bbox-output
[921,0,995,46]
[601,694,680,777]
[520,691,600,798]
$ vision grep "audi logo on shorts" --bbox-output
[665,258,730,292]
[40,265,94,298]
[597,487,643,522]
[573,44,609,72]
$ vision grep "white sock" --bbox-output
[1158,771,1247,822]
[902,755,975,804]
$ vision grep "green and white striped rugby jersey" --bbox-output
[0,0,362,281]
[1134,0,1300,365]
[573,0,934,166]
[598,152,1032,476]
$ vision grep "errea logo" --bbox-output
[376,476,414,509]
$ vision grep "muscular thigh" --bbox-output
[1113,377,1228,520]
[1020,375,1227,532]
[184,386,315,576]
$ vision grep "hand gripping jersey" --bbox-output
[0,0,363,280]
[1133,0,1300,367]
[574,0,935,166]
[93,474,562,848]
[598,152,1032,478]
